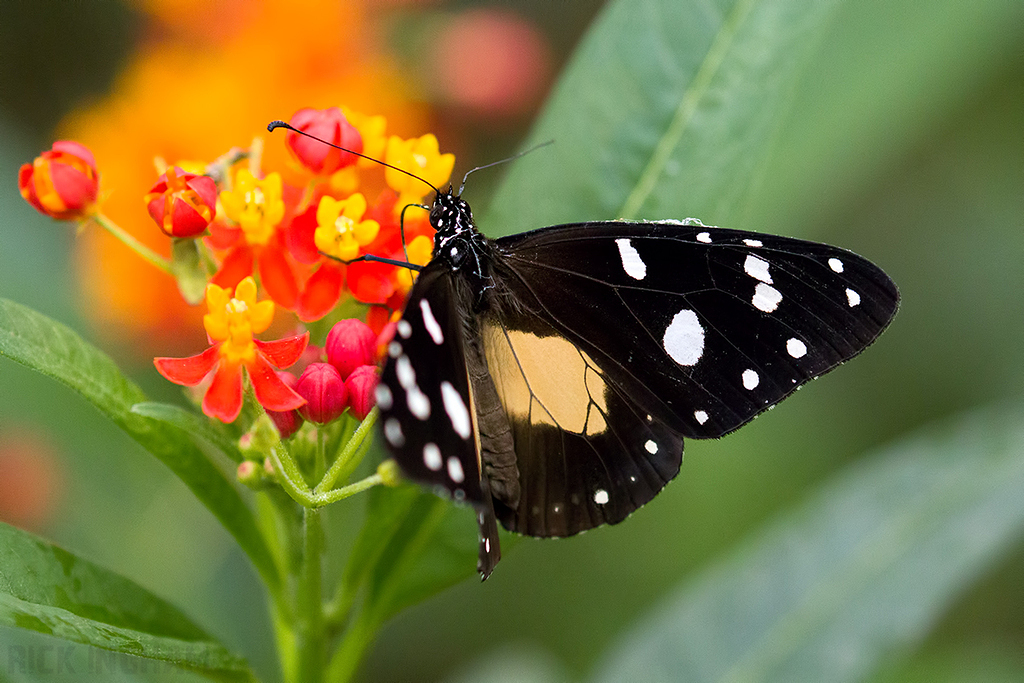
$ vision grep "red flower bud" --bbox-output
[295,363,347,424]
[326,318,377,379]
[145,167,218,237]
[19,141,99,220]
[285,107,363,175]
[266,371,304,438]
[345,365,379,420]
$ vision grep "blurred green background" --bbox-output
[1,0,1022,681]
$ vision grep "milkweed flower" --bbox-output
[295,363,347,424]
[384,134,455,207]
[213,169,300,309]
[315,193,380,262]
[19,141,99,220]
[145,167,218,237]
[154,277,308,423]
[266,371,304,439]
[326,318,377,379]
[285,107,363,175]
[345,365,379,420]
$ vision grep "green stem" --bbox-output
[90,213,172,274]
[271,443,384,509]
[316,426,328,482]
[315,408,379,495]
[296,507,324,683]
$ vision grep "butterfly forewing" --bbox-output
[377,261,501,575]
[492,222,899,439]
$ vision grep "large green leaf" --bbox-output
[592,402,1024,683]
[487,0,846,234]
[0,522,252,680]
[0,298,278,591]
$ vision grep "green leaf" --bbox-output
[487,0,847,234]
[0,522,253,680]
[0,298,278,591]
[341,485,478,624]
[593,402,1024,683]
[132,401,244,464]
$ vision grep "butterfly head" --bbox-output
[430,187,474,235]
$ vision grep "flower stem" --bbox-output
[315,408,378,495]
[295,507,324,683]
[90,213,172,274]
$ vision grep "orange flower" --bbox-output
[145,166,218,237]
[154,277,308,423]
[212,169,301,309]
[19,141,99,220]
[285,107,362,175]
[61,0,429,353]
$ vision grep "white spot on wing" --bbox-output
[388,341,402,358]
[384,418,404,447]
[694,410,709,424]
[744,238,763,247]
[787,338,807,358]
[615,238,647,280]
[752,283,783,312]
[742,369,760,390]
[423,443,442,470]
[644,440,658,454]
[374,384,393,410]
[828,258,844,273]
[744,254,773,284]
[397,320,412,339]
[447,457,465,484]
[593,489,609,505]
[407,386,430,419]
[696,232,712,243]
[663,309,705,366]
[846,288,861,307]
[441,381,472,439]
[419,299,445,345]
[396,355,415,389]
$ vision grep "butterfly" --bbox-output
[266,121,899,579]
[373,188,899,579]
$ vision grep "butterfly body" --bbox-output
[378,186,899,578]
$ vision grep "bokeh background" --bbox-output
[0,0,1022,681]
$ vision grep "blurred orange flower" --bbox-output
[61,0,429,357]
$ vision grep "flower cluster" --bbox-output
[21,106,454,428]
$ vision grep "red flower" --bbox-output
[144,167,218,237]
[19,141,99,220]
[285,107,363,175]
[153,277,308,423]
[345,365,379,420]
[326,318,377,379]
[295,363,347,424]
[210,170,302,310]
[266,371,305,438]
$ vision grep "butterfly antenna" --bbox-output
[458,139,554,195]
[267,120,440,195]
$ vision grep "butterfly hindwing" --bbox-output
[480,316,684,537]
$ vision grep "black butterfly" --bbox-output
[374,188,899,579]
[266,120,898,579]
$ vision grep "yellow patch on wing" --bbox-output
[483,324,609,436]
